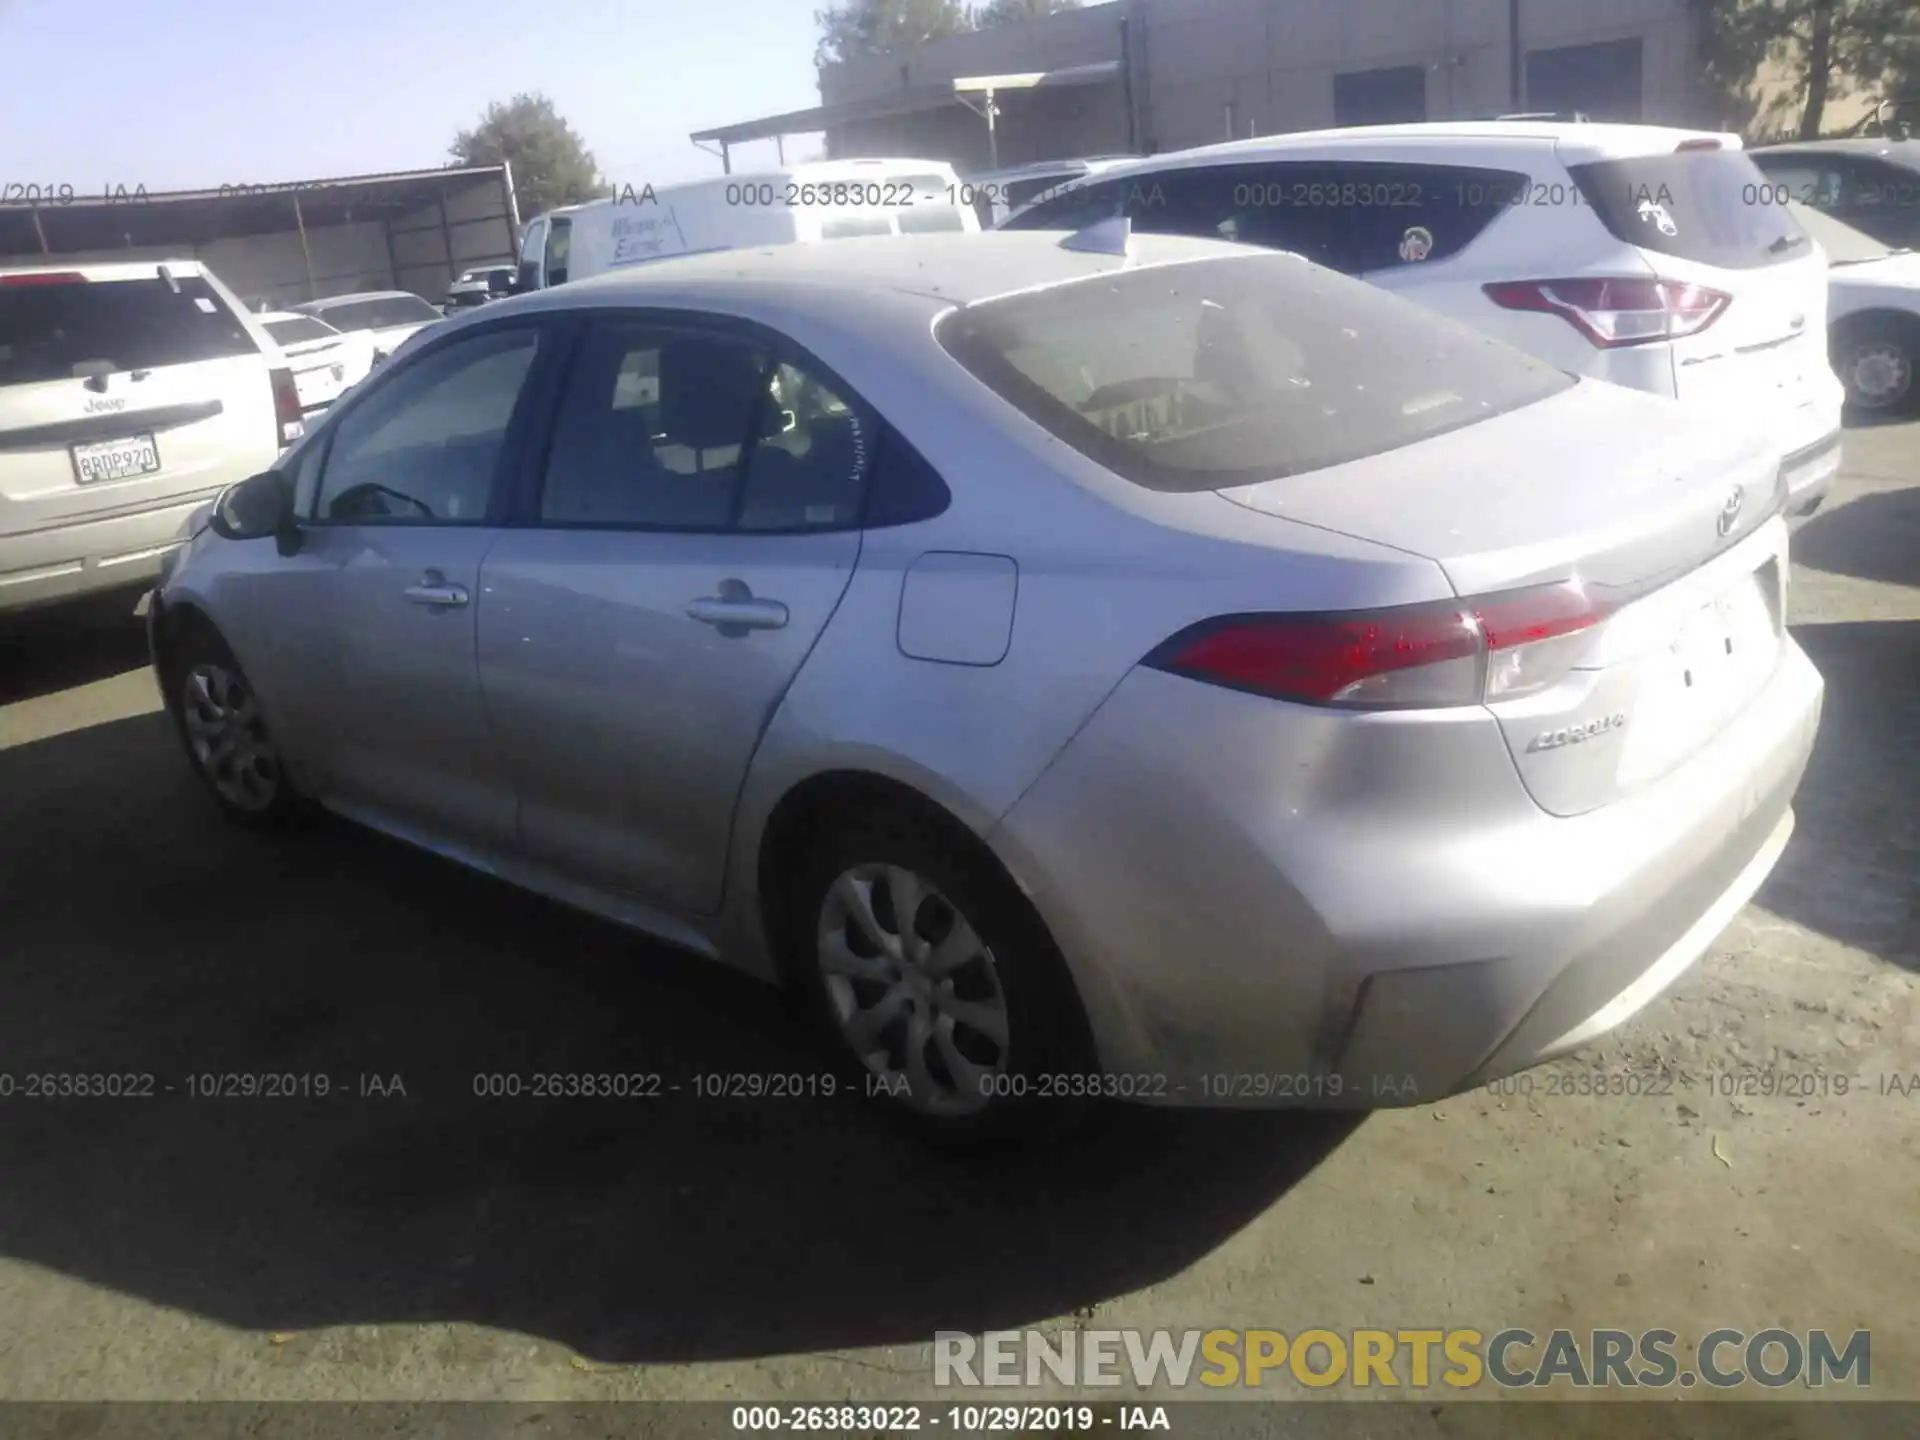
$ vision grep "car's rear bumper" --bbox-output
[1779,430,1842,518]
[0,491,218,614]
[991,640,1824,1108]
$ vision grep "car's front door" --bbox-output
[291,319,553,852]
[477,316,870,914]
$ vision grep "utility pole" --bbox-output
[1509,0,1523,109]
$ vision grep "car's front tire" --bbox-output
[787,806,1096,1143]
[1834,314,1917,414]
[164,623,304,828]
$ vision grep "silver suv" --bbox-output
[0,260,302,614]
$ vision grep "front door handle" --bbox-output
[404,570,469,608]
[686,597,789,631]
[686,578,787,634]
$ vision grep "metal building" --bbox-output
[0,165,521,310]
[696,0,1795,173]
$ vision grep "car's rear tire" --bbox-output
[164,623,305,829]
[786,805,1097,1144]
[1833,315,1917,414]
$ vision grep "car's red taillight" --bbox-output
[1675,137,1723,152]
[1145,581,1618,710]
[1482,277,1731,348]
[0,271,87,286]
[269,366,304,448]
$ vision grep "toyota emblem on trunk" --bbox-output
[1717,488,1744,537]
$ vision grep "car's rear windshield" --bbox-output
[264,316,338,345]
[314,295,439,331]
[0,273,258,388]
[935,252,1574,492]
[1569,150,1810,269]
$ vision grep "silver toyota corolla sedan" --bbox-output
[148,227,1824,1138]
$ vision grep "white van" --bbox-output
[513,158,978,292]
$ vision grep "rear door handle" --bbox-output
[686,597,789,631]
[404,580,469,608]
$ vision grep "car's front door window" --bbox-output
[312,327,541,524]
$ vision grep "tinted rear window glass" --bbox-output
[314,296,440,331]
[936,253,1573,493]
[0,274,258,387]
[1004,162,1527,275]
[1570,151,1809,269]
[264,316,338,345]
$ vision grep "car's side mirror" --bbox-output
[210,469,302,554]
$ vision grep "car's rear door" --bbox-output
[476,313,867,915]
[0,266,278,545]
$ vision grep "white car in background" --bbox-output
[257,311,376,415]
[1786,199,1920,412]
[290,290,443,363]
[1005,121,1847,516]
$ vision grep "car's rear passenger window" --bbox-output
[538,322,875,532]
[1122,161,1531,274]
[1011,161,1530,276]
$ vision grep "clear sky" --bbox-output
[0,0,827,195]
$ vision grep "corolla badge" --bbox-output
[1717,487,1744,538]
[1528,712,1627,752]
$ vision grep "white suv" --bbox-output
[1004,121,1845,516]
[1,260,303,614]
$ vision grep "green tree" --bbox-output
[450,93,600,219]
[1693,0,1920,139]
[814,0,971,68]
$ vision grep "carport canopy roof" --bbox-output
[0,164,513,260]
[690,62,1123,147]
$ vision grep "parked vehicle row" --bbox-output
[510,158,977,293]
[1001,121,1848,515]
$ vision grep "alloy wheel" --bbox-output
[1845,341,1913,409]
[180,662,281,812]
[816,863,1011,1116]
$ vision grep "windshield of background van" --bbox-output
[935,253,1574,493]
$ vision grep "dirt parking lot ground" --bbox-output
[0,419,1914,1424]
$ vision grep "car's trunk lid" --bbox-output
[1216,380,1789,814]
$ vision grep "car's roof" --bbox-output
[962,156,1135,184]
[258,310,311,323]
[0,258,207,281]
[511,228,1257,315]
[1072,120,1735,180]
[1754,137,1920,164]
